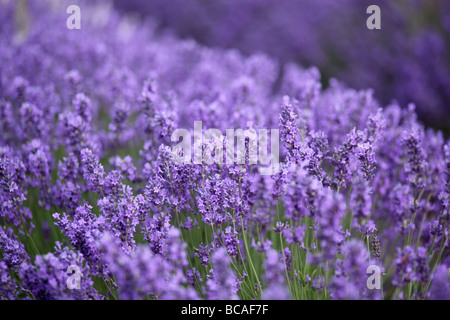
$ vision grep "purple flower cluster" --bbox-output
[0,0,448,300]
[113,0,450,129]
[19,243,101,300]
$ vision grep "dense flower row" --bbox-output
[113,0,450,129]
[0,1,448,300]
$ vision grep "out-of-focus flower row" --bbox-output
[113,0,450,130]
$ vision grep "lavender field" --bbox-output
[0,0,449,300]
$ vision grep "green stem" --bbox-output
[279,232,292,297]
[240,216,261,295]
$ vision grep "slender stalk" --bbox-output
[240,216,261,296]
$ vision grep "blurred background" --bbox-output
[7,0,450,133]
[110,0,450,133]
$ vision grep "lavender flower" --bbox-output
[80,148,105,194]
[0,226,30,270]
[330,239,380,300]
[19,243,101,300]
[428,264,450,300]
[206,248,239,300]
[402,128,426,189]
[0,261,19,299]
[262,249,290,300]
